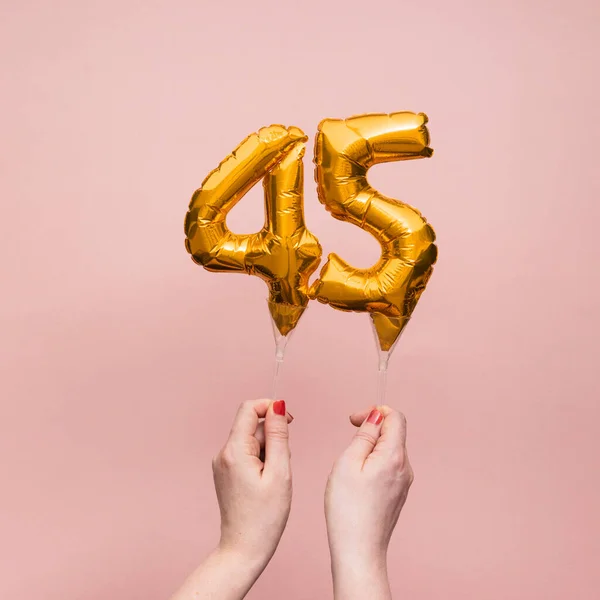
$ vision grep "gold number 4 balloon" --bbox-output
[184,112,437,400]
[184,125,322,338]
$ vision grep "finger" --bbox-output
[257,414,294,463]
[350,406,407,444]
[255,421,266,448]
[228,399,271,443]
[254,412,293,449]
[349,406,377,427]
[262,400,291,477]
[344,408,384,464]
[370,406,408,458]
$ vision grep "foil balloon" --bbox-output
[184,125,322,338]
[309,112,437,353]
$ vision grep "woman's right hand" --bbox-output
[324,405,414,599]
[171,399,293,600]
[213,398,293,569]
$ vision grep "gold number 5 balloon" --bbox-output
[310,112,437,353]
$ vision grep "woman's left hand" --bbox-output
[213,398,293,569]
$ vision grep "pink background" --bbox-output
[1,1,599,598]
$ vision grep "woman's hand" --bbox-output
[171,398,293,600]
[325,405,414,600]
[213,398,293,566]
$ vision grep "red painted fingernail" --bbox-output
[273,400,286,416]
[366,409,383,425]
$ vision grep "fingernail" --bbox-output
[273,400,286,416]
[366,409,383,425]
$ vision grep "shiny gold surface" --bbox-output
[309,112,437,351]
[185,125,322,336]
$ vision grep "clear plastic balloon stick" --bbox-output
[272,352,284,400]
[370,315,407,406]
[376,349,390,405]
[270,316,290,400]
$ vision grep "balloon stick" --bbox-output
[376,349,390,405]
[370,315,407,405]
[270,314,291,400]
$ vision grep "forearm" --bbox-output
[170,547,266,600]
[330,552,392,600]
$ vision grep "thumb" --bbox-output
[263,400,291,477]
[344,408,384,464]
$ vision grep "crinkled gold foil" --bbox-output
[309,112,437,351]
[185,125,322,336]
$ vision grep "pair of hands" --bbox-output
[174,399,413,600]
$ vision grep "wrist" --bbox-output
[329,539,388,569]
[214,542,272,578]
[330,547,388,574]
[171,546,266,600]
[330,549,391,600]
